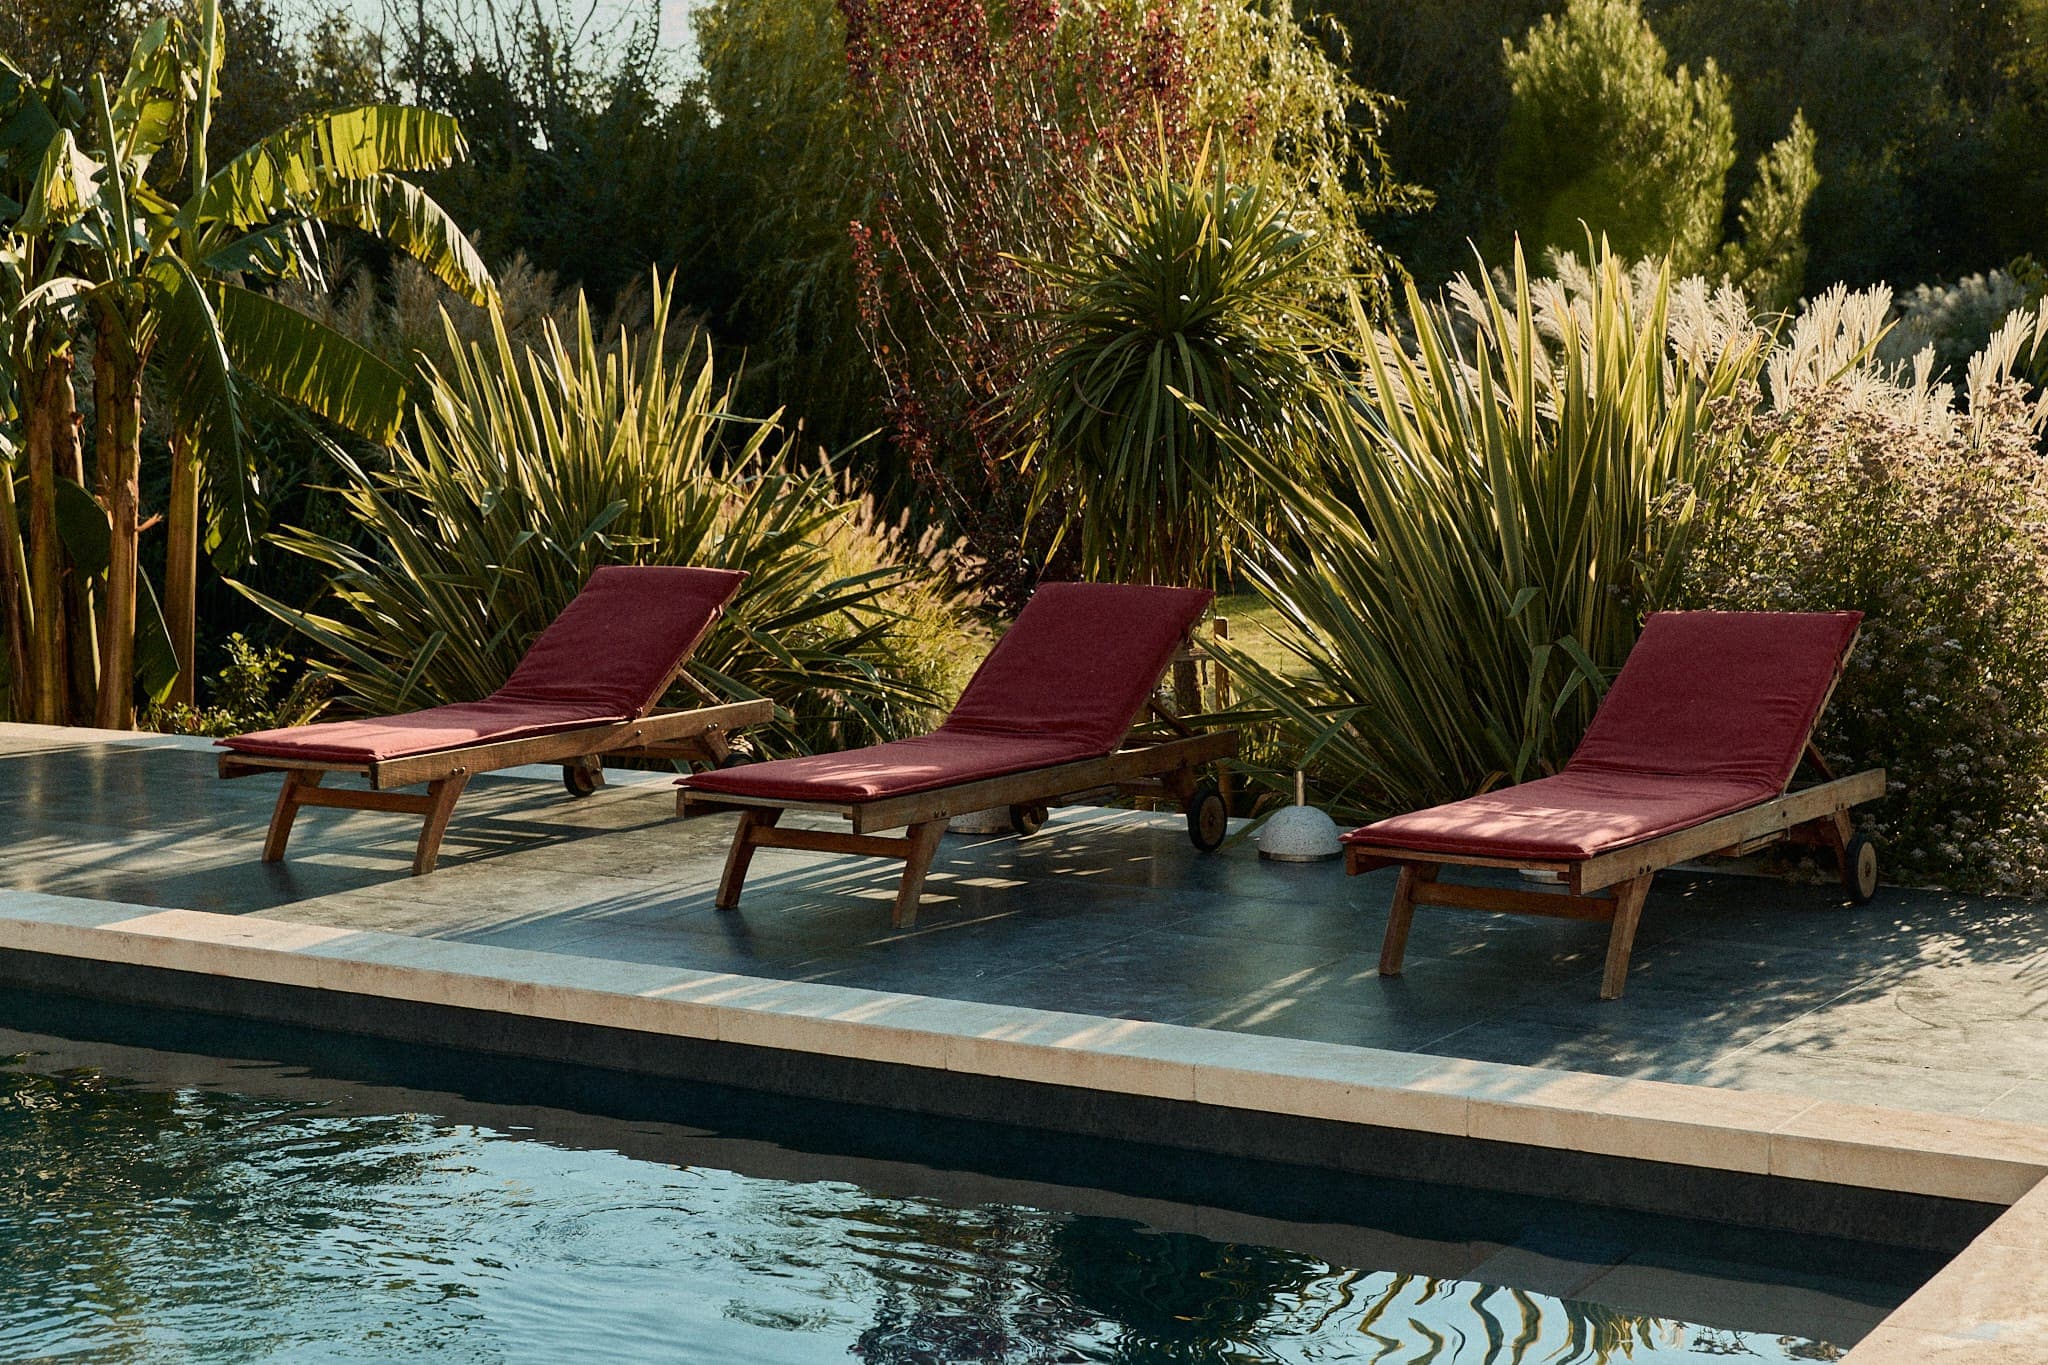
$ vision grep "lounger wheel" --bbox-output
[1008,803,1049,837]
[717,751,753,769]
[1842,832,1879,903]
[1185,781,1228,852]
[562,761,604,797]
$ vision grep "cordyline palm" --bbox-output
[1011,137,1331,590]
[8,0,493,726]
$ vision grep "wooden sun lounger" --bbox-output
[217,566,770,874]
[677,582,1239,927]
[1343,611,1885,1000]
[222,699,770,875]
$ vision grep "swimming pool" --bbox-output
[0,1006,1933,1363]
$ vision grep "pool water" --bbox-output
[0,1018,1923,1363]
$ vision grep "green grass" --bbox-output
[1212,590,1295,678]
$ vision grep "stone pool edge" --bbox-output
[0,888,2041,1360]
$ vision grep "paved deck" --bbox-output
[4,723,2045,1126]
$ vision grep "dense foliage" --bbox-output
[1498,0,1815,306]
[1330,0,2048,293]
[839,0,1419,592]
[1217,245,1759,816]
[1678,297,2048,894]
[1011,143,1331,586]
[241,283,968,755]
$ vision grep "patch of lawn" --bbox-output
[1211,590,1296,677]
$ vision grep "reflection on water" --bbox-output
[0,1057,1846,1363]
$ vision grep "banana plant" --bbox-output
[0,55,96,725]
[6,0,495,725]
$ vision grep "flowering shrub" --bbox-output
[1678,309,2048,893]
[1875,269,2031,381]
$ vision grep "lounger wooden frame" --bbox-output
[221,699,772,875]
[680,722,1240,929]
[1346,624,1885,1000]
[1346,765,1884,1000]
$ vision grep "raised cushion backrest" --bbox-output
[1566,609,1861,794]
[493,565,747,716]
[940,582,1215,754]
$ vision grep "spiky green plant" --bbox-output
[239,278,956,755]
[1013,140,1332,587]
[1216,242,1766,818]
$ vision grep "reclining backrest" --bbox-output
[1566,610,1861,794]
[494,565,748,716]
[941,582,1215,754]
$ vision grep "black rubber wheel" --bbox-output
[717,751,754,769]
[562,763,602,798]
[1185,781,1228,852]
[1009,803,1049,837]
[1842,832,1879,904]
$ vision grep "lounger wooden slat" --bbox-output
[1345,611,1886,1000]
[217,566,766,874]
[678,583,1241,927]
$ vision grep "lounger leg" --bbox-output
[411,772,471,876]
[891,819,948,929]
[717,808,782,910]
[263,770,323,863]
[1379,863,1437,977]
[1599,873,1653,1000]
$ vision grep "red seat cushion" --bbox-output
[1345,610,1861,862]
[680,580,1213,807]
[1346,770,1772,862]
[680,732,1103,804]
[1566,610,1861,790]
[941,582,1215,752]
[220,565,746,764]
[494,565,746,715]
[222,699,628,764]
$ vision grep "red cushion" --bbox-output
[222,698,624,763]
[1344,609,1861,862]
[678,580,1212,807]
[1345,770,1771,861]
[496,565,746,715]
[221,564,746,764]
[942,582,1214,752]
[1567,610,1860,790]
[680,731,1103,804]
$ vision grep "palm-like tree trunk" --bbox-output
[25,348,77,726]
[164,429,200,711]
[0,459,28,719]
[92,326,143,730]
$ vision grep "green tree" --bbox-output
[1499,0,1735,271]
[1717,110,1817,310]
[1647,0,2048,292]
[1307,0,1544,285]
[6,0,493,725]
[680,0,876,455]
[0,58,93,724]
[1500,0,1815,303]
